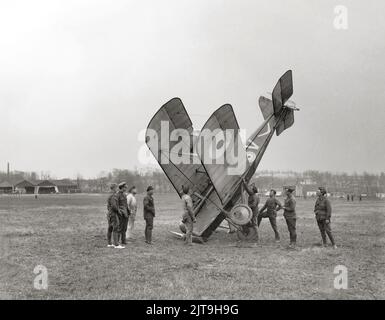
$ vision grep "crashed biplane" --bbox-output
[145,70,299,242]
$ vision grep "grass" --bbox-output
[0,193,384,299]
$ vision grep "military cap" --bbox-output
[118,182,127,189]
[318,187,327,195]
[147,185,154,192]
[286,187,295,193]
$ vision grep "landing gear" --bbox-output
[227,204,257,241]
[236,225,258,241]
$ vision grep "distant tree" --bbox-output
[40,171,51,180]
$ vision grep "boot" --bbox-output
[112,232,119,246]
[121,232,127,245]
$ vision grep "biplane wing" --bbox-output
[196,104,248,204]
[145,98,224,238]
[145,98,211,197]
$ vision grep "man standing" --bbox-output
[242,179,259,242]
[117,182,130,246]
[126,186,138,241]
[143,186,155,245]
[282,188,297,248]
[106,183,121,248]
[242,179,260,226]
[181,185,195,245]
[258,189,282,242]
[315,187,337,249]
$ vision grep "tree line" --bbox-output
[1,169,384,195]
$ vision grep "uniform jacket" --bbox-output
[314,196,331,220]
[107,192,119,216]
[117,190,130,218]
[143,194,155,218]
[260,197,282,217]
[283,196,296,219]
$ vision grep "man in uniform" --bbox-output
[106,183,121,248]
[282,187,297,248]
[117,182,130,246]
[241,179,259,242]
[242,179,260,225]
[258,189,282,242]
[181,185,196,245]
[127,186,138,241]
[314,187,337,249]
[143,186,155,245]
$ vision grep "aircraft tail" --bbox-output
[244,70,298,180]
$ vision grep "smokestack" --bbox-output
[7,162,10,179]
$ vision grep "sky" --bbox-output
[0,0,384,178]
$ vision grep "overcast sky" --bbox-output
[1,0,384,178]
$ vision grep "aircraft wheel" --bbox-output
[228,204,253,226]
[237,226,258,241]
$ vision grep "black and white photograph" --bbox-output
[0,0,384,307]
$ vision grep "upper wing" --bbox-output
[145,98,211,197]
[196,104,247,204]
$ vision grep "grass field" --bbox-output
[0,193,384,300]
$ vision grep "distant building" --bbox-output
[14,180,36,194]
[34,180,57,194]
[0,181,13,194]
[330,191,346,199]
[301,178,317,185]
[13,179,80,194]
[51,179,79,193]
[301,184,318,198]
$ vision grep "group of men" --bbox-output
[106,180,337,249]
[243,179,337,249]
[106,182,155,249]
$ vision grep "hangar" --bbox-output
[0,181,13,194]
[14,180,36,194]
[35,180,58,194]
[51,179,79,193]
[13,179,80,194]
